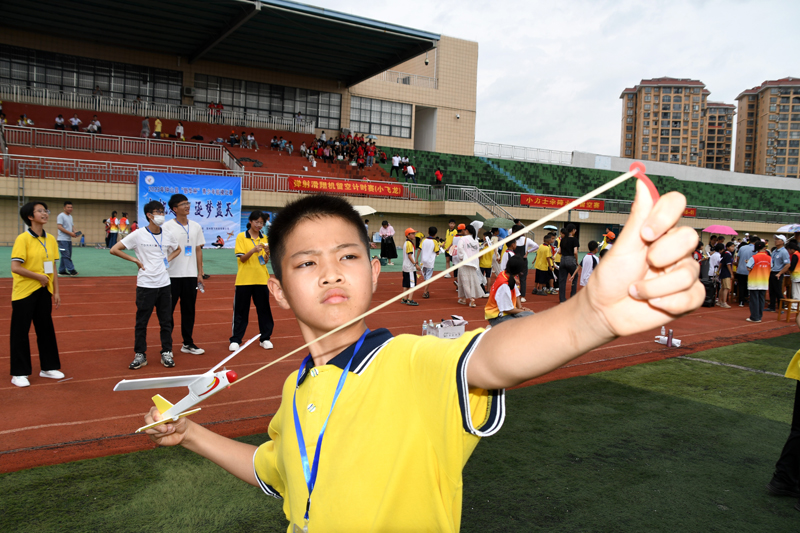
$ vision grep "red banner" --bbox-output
[683,207,697,218]
[288,177,404,197]
[520,194,605,211]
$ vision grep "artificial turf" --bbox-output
[2,336,799,532]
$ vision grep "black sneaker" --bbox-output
[129,353,147,370]
[766,479,800,498]
[161,351,175,368]
[406,299,419,306]
[202,274,210,280]
[68,271,78,276]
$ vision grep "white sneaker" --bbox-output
[521,297,527,303]
[181,344,205,355]
[11,376,30,387]
[444,273,452,278]
[39,370,65,380]
[229,342,240,351]
[260,340,274,350]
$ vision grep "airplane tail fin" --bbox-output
[152,394,173,414]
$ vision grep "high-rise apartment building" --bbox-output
[734,77,800,179]
[703,102,734,170]
[620,77,709,167]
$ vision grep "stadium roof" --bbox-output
[1,0,440,87]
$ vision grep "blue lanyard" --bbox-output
[146,228,164,255]
[292,328,370,521]
[175,220,190,243]
[33,233,48,258]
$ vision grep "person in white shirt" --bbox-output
[320,131,326,143]
[485,256,534,327]
[110,200,181,370]
[578,240,599,288]
[405,164,416,183]
[708,246,722,279]
[68,114,81,131]
[390,154,401,177]
[456,225,484,307]
[54,114,65,130]
[419,227,441,299]
[499,239,517,272]
[164,194,206,356]
[175,121,185,140]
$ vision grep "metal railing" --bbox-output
[0,84,316,135]
[4,125,223,162]
[8,157,800,225]
[378,71,438,90]
[474,141,573,165]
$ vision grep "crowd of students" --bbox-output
[698,232,800,322]
[297,131,385,171]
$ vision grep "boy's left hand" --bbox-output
[584,181,704,338]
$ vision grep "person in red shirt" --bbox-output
[215,102,224,117]
[435,168,443,184]
[366,144,376,167]
[207,101,216,122]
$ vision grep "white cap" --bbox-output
[775,234,787,243]
[744,232,749,236]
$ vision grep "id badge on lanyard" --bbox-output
[185,246,192,257]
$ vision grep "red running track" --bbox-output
[0,275,793,473]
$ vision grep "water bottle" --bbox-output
[422,321,427,335]
[660,326,665,336]
[429,319,435,330]
[197,281,205,293]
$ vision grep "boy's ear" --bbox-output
[268,277,292,310]
[371,256,381,293]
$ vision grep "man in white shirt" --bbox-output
[165,194,206,355]
[68,114,82,131]
[406,164,416,183]
[512,223,539,302]
[54,114,65,130]
[708,246,722,279]
[390,154,401,178]
[419,227,441,299]
[110,200,180,370]
[579,240,599,287]
[56,201,79,276]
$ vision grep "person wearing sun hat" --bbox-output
[599,229,616,252]
[401,227,420,305]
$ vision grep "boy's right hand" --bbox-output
[134,259,144,270]
[144,406,189,447]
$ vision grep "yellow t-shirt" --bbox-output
[234,231,270,286]
[444,228,457,249]
[479,242,493,269]
[553,237,562,263]
[253,329,503,532]
[534,244,553,271]
[11,229,60,301]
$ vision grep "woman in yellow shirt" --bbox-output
[9,201,65,388]
[229,211,274,352]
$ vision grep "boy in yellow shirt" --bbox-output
[534,233,555,295]
[143,187,703,532]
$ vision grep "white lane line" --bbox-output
[677,355,785,377]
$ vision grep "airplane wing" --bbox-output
[135,408,202,434]
[113,375,206,391]
[210,334,260,372]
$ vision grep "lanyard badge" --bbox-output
[147,228,169,268]
[292,329,370,527]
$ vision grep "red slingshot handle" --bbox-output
[629,162,660,202]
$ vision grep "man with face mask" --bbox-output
[110,200,181,370]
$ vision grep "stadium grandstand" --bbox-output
[1,0,799,247]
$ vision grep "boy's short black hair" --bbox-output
[726,241,736,248]
[168,193,189,209]
[505,255,526,276]
[143,200,164,216]
[268,194,370,282]
[599,248,609,258]
[449,219,456,224]
[64,200,73,206]
[714,243,725,252]
[511,224,524,234]
[428,226,437,236]
[750,234,759,243]
[20,201,47,227]
[566,223,576,233]
[587,240,598,252]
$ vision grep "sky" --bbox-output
[309,0,799,157]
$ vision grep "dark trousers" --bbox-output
[749,289,765,322]
[774,381,800,488]
[558,256,579,303]
[390,165,401,177]
[230,285,274,344]
[135,285,173,355]
[170,277,197,346]
[58,240,74,274]
[768,273,784,310]
[10,288,61,376]
[108,232,118,248]
[518,259,529,296]
[736,273,749,305]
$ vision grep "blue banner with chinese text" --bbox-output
[137,172,242,249]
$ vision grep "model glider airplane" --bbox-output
[113,335,259,433]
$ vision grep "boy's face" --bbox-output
[269,216,379,337]
[449,222,455,230]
